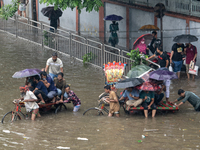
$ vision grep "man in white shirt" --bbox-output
[45,52,63,80]
[19,85,41,120]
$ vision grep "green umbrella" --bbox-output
[127,64,153,78]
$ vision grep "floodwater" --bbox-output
[0,32,200,150]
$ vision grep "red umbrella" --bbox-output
[132,34,153,50]
[134,72,161,91]
[135,81,161,91]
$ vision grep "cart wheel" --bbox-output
[83,108,104,116]
[55,104,67,114]
[1,111,17,123]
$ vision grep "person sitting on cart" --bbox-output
[18,85,41,120]
[140,90,156,118]
[154,83,165,105]
[62,85,81,112]
[40,71,57,103]
[32,75,48,104]
[171,89,200,111]
[54,72,66,102]
[104,85,120,117]
[119,87,142,109]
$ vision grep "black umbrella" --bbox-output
[173,34,198,43]
[41,6,62,19]
[115,78,144,89]
[104,14,123,21]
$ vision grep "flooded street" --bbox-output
[0,32,200,150]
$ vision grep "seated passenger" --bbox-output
[54,72,66,102]
[104,85,120,117]
[40,71,57,102]
[62,85,81,112]
[19,85,41,120]
[140,90,156,118]
[32,75,48,104]
[119,87,142,108]
[154,84,165,105]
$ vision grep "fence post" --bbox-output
[41,23,44,50]
[101,43,104,66]
[103,44,105,65]
[16,15,18,38]
[69,32,71,56]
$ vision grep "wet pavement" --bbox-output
[0,32,200,150]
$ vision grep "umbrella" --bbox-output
[133,34,153,50]
[12,69,42,78]
[41,6,63,19]
[115,78,144,89]
[135,81,161,91]
[173,34,198,43]
[104,14,123,21]
[149,69,178,80]
[139,25,160,31]
[127,64,153,78]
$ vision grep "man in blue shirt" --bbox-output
[32,75,48,104]
[119,87,142,108]
[40,71,57,102]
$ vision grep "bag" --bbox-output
[189,61,195,70]
[169,64,173,72]
[189,65,199,76]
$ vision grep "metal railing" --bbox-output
[0,15,158,76]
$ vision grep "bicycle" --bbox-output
[1,100,25,123]
[83,92,126,116]
[83,98,109,116]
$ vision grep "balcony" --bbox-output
[109,0,200,18]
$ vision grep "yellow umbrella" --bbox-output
[139,24,160,31]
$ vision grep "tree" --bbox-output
[0,0,18,20]
[39,0,103,13]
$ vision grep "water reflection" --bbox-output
[0,32,200,149]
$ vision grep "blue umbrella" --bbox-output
[12,68,42,78]
[104,14,123,21]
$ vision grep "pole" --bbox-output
[160,16,163,49]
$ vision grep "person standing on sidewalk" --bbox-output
[184,43,197,80]
[170,43,184,79]
[45,52,63,80]
[18,0,29,17]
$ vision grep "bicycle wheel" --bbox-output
[83,108,104,116]
[1,111,17,123]
[15,112,25,121]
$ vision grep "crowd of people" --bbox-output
[18,52,81,120]
[103,31,200,118]
[138,31,198,80]
[103,84,200,118]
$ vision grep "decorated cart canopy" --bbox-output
[103,61,126,85]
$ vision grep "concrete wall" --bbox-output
[157,16,186,52]
[105,3,127,48]
[80,8,99,37]
[190,21,200,66]
[129,8,154,49]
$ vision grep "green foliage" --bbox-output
[39,0,103,13]
[82,52,96,64]
[127,48,148,68]
[0,0,19,20]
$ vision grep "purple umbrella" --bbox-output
[104,14,123,21]
[12,68,42,78]
[149,69,178,81]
